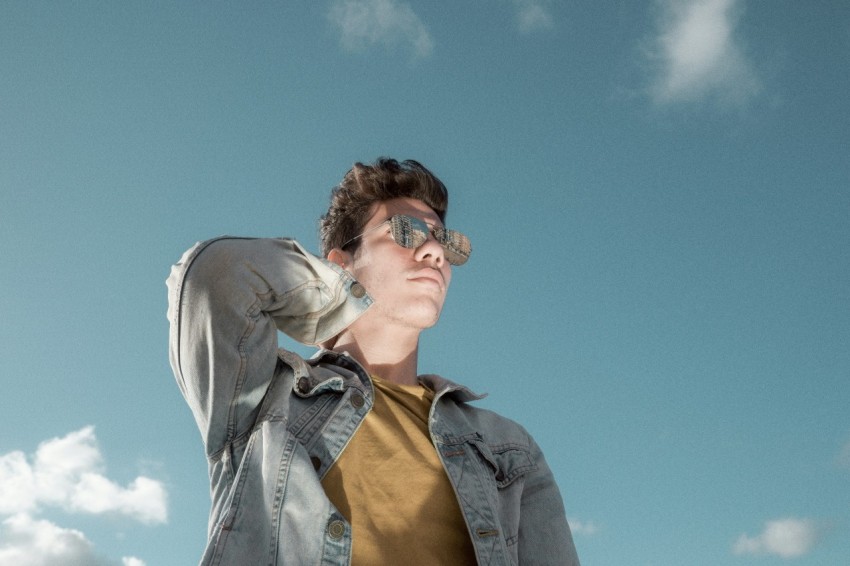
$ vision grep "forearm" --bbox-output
[166,236,371,454]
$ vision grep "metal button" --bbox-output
[297,376,310,394]
[350,393,365,409]
[328,520,346,539]
[310,456,321,471]
[350,282,366,299]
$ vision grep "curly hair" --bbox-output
[319,158,449,257]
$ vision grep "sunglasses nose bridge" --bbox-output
[406,227,448,268]
[391,214,469,266]
[420,227,470,266]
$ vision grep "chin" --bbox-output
[403,307,443,330]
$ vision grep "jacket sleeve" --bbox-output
[166,236,372,457]
[518,436,581,565]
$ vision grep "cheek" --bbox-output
[351,260,394,295]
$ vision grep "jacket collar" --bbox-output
[303,349,485,402]
[418,374,486,403]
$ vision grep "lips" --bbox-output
[407,268,444,289]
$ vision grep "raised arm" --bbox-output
[166,236,371,457]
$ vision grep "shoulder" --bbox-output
[456,402,536,447]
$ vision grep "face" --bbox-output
[333,197,453,331]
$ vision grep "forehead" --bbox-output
[365,197,443,228]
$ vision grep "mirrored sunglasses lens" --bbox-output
[438,229,471,265]
[390,215,471,265]
[389,215,428,248]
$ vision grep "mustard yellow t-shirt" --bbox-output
[321,376,477,565]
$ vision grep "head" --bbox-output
[319,158,459,334]
[319,158,448,258]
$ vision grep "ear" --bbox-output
[327,248,353,270]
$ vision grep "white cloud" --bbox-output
[648,0,760,104]
[513,0,554,33]
[0,428,165,566]
[733,517,819,558]
[0,451,37,515]
[0,513,99,566]
[0,513,142,566]
[70,475,168,524]
[329,0,434,58]
[568,518,599,536]
[0,426,167,524]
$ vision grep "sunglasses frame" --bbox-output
[342,214,471,266]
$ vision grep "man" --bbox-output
[167,158,580,565]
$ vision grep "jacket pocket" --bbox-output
[466,436,536,563]
[470,437,537,488]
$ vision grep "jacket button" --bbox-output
[350,393,365,408]
[328,520,346,539]
[297,376,310,394]
[311,456,321,471]
[350,282,366,298]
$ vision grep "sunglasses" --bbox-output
[342,214,472,266]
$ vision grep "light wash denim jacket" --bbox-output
[167,236,580,566]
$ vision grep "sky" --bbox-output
[1,0,848,564]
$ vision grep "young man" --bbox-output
[167,158,580,565]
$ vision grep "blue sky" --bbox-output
[1,1,848,564]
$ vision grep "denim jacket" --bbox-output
[167,237,580,565]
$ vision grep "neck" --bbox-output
[330,319,421,386]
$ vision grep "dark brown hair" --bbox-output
[319,158,449,257]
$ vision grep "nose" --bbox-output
[413,232,446,268]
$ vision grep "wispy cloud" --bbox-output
[568,518,599,536]
[513,0,554,33]
[0,427,165,565]
[733,517,819,558]
[647,0,760,104]
[328,0,434,58]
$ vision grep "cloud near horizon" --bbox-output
[0,513,147,566]
[568,518,599,536]
[329,0,434,58]
[0,427,166,566]
[648,0,760,104]
[733,517,819,558]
